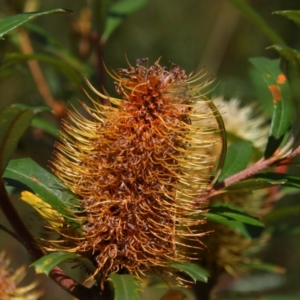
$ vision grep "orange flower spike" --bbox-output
[51,59,221,287]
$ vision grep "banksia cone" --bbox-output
[51,59,221,286]
[0,252,43,300]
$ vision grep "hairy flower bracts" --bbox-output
[51,60,220,285]
[0,252,42,300]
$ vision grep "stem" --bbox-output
[0,179,107,300]
[214,157,276,190]
[18,29,65,118]
[193,277,217,300]
[0,223,21,242]
[195,156,280,204]
[196,141,300,205]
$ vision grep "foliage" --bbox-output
[1,1,300,300]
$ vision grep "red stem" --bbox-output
[195,155,284,204]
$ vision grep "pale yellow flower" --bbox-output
[214,97,269,151]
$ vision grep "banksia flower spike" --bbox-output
[51,59,221,287]
[0,252,43,300]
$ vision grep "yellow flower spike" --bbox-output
[20,191,64,228]
[50,59,223,288]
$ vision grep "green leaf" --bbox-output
[227,0,286,46]
[205,203,264,227]
[249,67,273,117]
[205,214,259,239]
[217,141,253,182]
[264,204,300,224]
[273,10,300,26]
[271,46,300,99]
[101,0,149,43]
[249,57,293,158]
[225,177,287,191]
[3,158,80,230]
[253,172,300,189]
[2,52,83,84]
[32,252,81,276]
[24,22,93,76]
[0,104,45,176]
[109,274,141,300]
[0,9,72,39]
[226,172,300,192]
[268,45,300,155]
[242,262,285,274]
[269,223,300,236]
[31,117,58,137]
[170,262,208,283]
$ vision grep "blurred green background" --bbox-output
[1,0,300,299]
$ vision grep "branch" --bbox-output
[195,154,286,204]
[0,223,21,242]
[17,29,65,118]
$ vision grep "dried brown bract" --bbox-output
[51,59,221,286]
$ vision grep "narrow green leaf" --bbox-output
[3,158,80,230]
[264,204,300,224]
[31,117,58,137]
[249,67,273,117]
[205,203,264,227]
[2,52,82,84]
[266,47,300,102]
[269,223,300,236]
[24,22,93,76]
[253,172,300,189]
[32,252,81,276]
[0,104,37,176]
[101,0,149,43]
[91,0,112,37]
[249,57,293,158]
[205,213,259,239]
[226,172,300,191]
[217,141,253,182]
[225,177,287,191]
[242,262,285,274]
[273,10,300,26]
[0,9,72,39]
[10,104,51,113]
[268,45,300,155]
[109,274,141,300]
[170,262,208,283]
[227,0,286,46]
